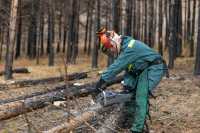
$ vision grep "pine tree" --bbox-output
[4,0,19,80]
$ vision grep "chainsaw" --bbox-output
[94,90,132,107]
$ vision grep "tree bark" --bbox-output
[148,0,154,47]
[57,8,62,53]
[164,0,169,49]
[144,0,148,43]
[40,6,44,56]
[175,0,182,57]
[126,0,132,36]
[87,7,93,56]
[0,28,3,61]
[190,0,196,57]
[136,0,141,40]
[4,0,19,80]
[187,0,191,45]
[36,0,42,64]
[27,0,38,59]
[84,1,90,53]
[15,0,22,59]
[71,0,80,64]
[48,0,55,66]
[132,0,136,37]
[92,0,100,68]
[194,3,200,75]
[168,0,176,69]
[108,0,121,66]
[158,0,163,55]
[67,0,79,63]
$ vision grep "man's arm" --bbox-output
[101,48,139,82]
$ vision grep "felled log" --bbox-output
[8,72,87,87]
[0,83,93,120]
[0,68,29,76]
[0,74,123,105]
[0,75,124,121]
[0,84,68,105]
[42,111,96,133]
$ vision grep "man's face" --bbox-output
[99,31,120,58]
[107,31,120,58]
[103,45,118,58]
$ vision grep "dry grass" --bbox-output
[0,50,199,133]
[0,53,108,82]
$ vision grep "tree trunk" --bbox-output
[183,0,188,46]
[15,0,22,59]
[144,0,148,43]
[27,0,38,59]
[194,3,200,75]
[84,1,90,53]
[0,28,3,61]
[187,0,191,46]
[87,7,93,56]
[108,0,121,66]
[158,0,163,55]
[175,0,182,57]
[63,27,67,53]
[190,0,196,57]
[67,0,78,63]
[56,8,62,53]
[136,0,141,40]
[92,0,100,68]
[126,0,132,36]
[132,0,136,37]
[168,0,176,69]
[48,0,55,66]
[40,8,44,56]
[4,0,19,80]
[164,0,169,49]
[148,0,154,47]
[71,0,80,64]
[36,0,44,65]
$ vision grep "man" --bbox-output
[94,27,168,133]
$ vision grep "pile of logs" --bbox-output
[0,72,124,132]
[0,74,123,120]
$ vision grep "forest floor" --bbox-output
[0,55,200,133]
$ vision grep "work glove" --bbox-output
[96,78,106,90]
[91,78,106,100]
[122,85,133,94]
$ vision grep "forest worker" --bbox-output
[94,27,168,133]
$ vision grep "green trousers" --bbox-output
[124,64,165,132]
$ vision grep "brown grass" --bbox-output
[0,53,109,82]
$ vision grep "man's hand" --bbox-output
[91,78,106,100]
[96,78,106,90]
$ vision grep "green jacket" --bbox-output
[101,36,163,88]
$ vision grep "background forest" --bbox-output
[0,0,200,79]
[0,0,200,133]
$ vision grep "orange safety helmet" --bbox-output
[96,27,113,50]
